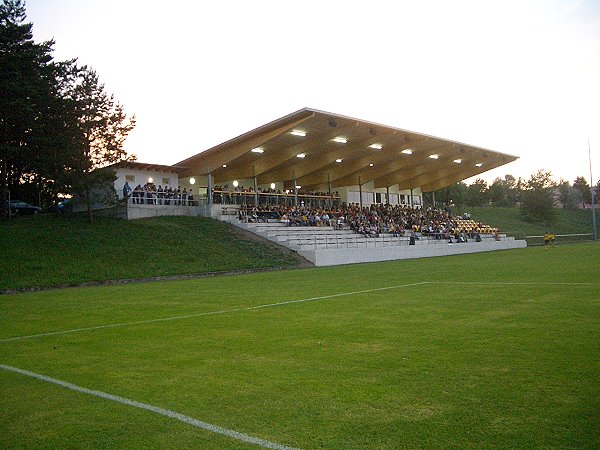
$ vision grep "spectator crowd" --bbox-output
[124,183,196,206]
[239,203,494,242]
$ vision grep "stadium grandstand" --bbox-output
[109,108,526,264]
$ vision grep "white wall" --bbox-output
[338,182,423,207]
[115,168,179,196]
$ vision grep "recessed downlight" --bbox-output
[453,159,462,164]
[401,149,413,155]
[429,154,439,159]
[222,164,227,168]
[335,158,343,163]
[475,163,483,167]
[369,143,383,150]
[369,163,374,167]
[290,130,306,136]
[333,137,347,144]
[296,153,306,158]
[251,147,264,153]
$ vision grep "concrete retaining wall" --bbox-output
[298,238,527,266]
[126,204,201,220]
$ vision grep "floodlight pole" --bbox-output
[589,138,597,240]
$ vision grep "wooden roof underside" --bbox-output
[175,108,518,192]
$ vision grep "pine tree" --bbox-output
[68,67,136,221]
[0,0,56,215]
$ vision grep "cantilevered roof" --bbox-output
[112,161,189,174]
[175,108,518,192]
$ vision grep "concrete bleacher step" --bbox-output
[225,218,522,264]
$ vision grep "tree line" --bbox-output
[424,171,599,225]
[0,0,135,219]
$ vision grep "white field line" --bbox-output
[0,364,298,450]
[429,281,598,286]
[0,281,429,343]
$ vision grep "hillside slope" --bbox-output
[0,215,309,291]
[464,206,597,237]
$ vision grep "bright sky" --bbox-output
[27,0,600,186]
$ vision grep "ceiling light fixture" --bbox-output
[222,164,227,168]
[369,143,383,150]
[475,163,483,167]
[453,159,462,164]
[369,163,374,167]
[401,149,413,155]
[429,154,439,159]
[296,153,306,158]
[290,130,306,136]
[335,158,343,163]
[251,147,264,153]
[333,137,347,144]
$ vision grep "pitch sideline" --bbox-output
[0,281,429,343]
[0,363,298,450]
[1,280,595,344]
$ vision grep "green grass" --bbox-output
[1,243,598,448]
[0,215,306,291]
[466,206,598,237]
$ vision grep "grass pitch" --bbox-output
[1,244,599,448]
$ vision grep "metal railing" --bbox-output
[525,233,594,246]
[120,192,198,207]
[245,224,509,250]
[211,191,341,208]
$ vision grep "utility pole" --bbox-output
[589,138,597,240]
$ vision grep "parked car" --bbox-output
[1,200,42,216]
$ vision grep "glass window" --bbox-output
[125,175,135,182]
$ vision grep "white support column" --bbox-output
[359,176,363,209]
[207,172,212,205]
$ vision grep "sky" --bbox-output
[26,0,600,186]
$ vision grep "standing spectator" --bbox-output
[122,181,132,201]
[182,188,188,206]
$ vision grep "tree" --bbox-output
[488,178,507,206]
[466,178,488,207]
[0,0,57,216]
[573,176,592,207]
[434,182,467,209]
[67,67,136,221]
[1,1,135,219]
[557,179,581,210]
[520,170,557,224]
[504,174,519,206]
